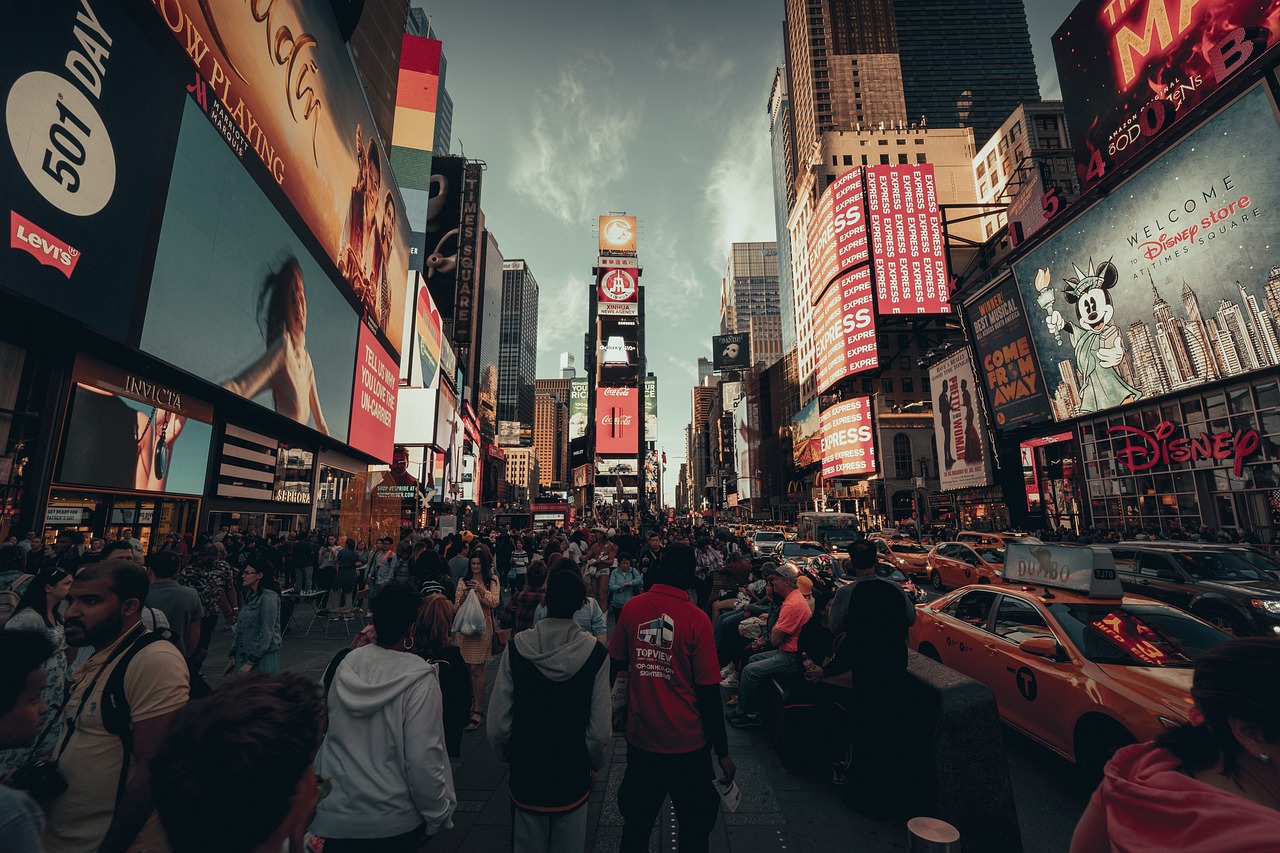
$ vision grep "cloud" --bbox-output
[1039,68,1062,101]
[655,28,737,81]
[535,273,591,359]
[509,57,642,225]
[703,111,777,269]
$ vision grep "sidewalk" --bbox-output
[203,605,1073,852]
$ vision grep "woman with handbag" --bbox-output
[454,550,500,731]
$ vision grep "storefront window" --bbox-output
[0,343,56,540]
[1256,383,1280,413]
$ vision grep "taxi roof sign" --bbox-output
[1003,543,1124,599]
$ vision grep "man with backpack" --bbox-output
[44,559,189,853]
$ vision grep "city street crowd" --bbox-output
[0,520,1275,851]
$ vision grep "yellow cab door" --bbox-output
[931,589,1003,685]
[979,593,1077,756]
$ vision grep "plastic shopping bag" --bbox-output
[453,590,487,637]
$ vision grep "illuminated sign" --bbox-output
[1003,543,1124,598]
[808,169,869,304]
[597,267,639,315]
[595,387,639,455]
[814,267,878,394]
[1108,421,1261,478]
[599,216,637,254]
[820,397,876,480]
[866,165,949,314]
[965,276,1051,430]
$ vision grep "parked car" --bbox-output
[956,531,1043,548]
[1104,543,1280,636]
[925,542,1006,590]
[874,538,932,579]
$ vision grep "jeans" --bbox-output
[511,801,588,853]
[618,743,719,853]
[735,649,800,718]
[714,610,745,648]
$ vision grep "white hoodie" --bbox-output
[310,644,457,839]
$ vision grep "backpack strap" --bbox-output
[100,630,169,807]
[322,647,354,697]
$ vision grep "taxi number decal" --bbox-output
[944,636,972,653]
[1008,666,1037,701]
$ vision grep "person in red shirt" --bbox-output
[728,563,811,728]
[610,543,736,853]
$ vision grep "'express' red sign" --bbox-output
[814,267,877,394]
[866,165,949,315]
[820,397,876,480]
[808,169,869,304]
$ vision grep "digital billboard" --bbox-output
[348,323,399,462]
[595,387,639,455]
[1,1,183,340]
[422,156,465,316]
[597,316,640,386]
[56,358,214,497]
[1011,85,1280,422]
[820,397,877,480]
[569,378,589,440]
[644,376,658,442]
[143,100,358,442]
[413,278,443,389]
[814,267,878,394]
[791,399,821,469]
[1054,0,1280,191]
[807,168,869,303]
[734,394,752,500]
[597,268,639,316]
[930,349,989,491]
[965,275,1052,430]
[866,165,950,314]
[146,0,411,359]
[599,215,637,254]
[712,333,751,371]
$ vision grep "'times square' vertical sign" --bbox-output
[866,164,950,314]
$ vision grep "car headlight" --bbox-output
[1251,599,1280,614]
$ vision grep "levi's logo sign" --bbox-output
[10,211,79,277]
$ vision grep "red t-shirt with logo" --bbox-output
[610,584,720,754]
[773,588,812,653]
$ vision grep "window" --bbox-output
[897,139,906,145]
[902,378,914,393]
[832,155,838,166]
[916,153,927,164]
[843,154,853,166]
[880,154,890,164]
[898,154,909,164]
[921,376,931,393]
[878,139,889,146]
[882,378,895,393]
[861,155,868,166]
[992,597,1053,643]
[894,433,912,479]
[943,590,998,627]
[861,378,874,394]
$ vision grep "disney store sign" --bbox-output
[1108,421,1261,477]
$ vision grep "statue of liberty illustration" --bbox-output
[1038,260,1141,415]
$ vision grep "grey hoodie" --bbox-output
[487,618,611,771]
[311,644,457,839]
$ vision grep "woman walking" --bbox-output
[415,594,471,758]
[0,566,73,772]
[225,556,282,674]
[454,550,501,731]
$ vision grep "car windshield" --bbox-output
[754,533,785,544]
[826,536,858,549]
[1172,551,1276,583]
[889,543,929,555]
[1048,603,1229,668]
[782,543,825,557]
[974,547,1005,564]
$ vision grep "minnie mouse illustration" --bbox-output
[1040,260,1141,415]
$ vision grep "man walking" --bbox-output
[143,552,203,660]
[610,543,735,853]
[727,563,811,728]
[488,571,610,852]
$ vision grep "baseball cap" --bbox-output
[770,564,800,583]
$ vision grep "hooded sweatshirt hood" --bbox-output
[331,642,433,717]
[512,618,601,681]
[1097,741,1280,852]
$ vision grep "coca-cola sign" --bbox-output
[1108,421,1260,477]
[595,386,638,455]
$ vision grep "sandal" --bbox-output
[466,711,484,731]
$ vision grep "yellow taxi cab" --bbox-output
[909,543,1231,777]
[924,541,1007,590]
[874,538,932,579]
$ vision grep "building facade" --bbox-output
[498,260,540,433]
[973,101,1079,240]
[534,380,572,490]
[502,447,539,504]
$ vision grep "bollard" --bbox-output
[908,817,961,853]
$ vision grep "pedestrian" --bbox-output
[502,561,547,637]
[45,559,189,853]
[332,538,361,616]
[454,549,501,731]
[610,543,736,853]
[177,545,236,671]
[0,567,72,775]
[608,553,643,615]
[1070,637,1280,852]
[369,537,398,601]
[414,594,471,758]
[727,563,811,729]
[151,673,325,853]
[225,556,282,675]
[0,630,54,853]
[507,537,531,591]
[533,568,607,643]
[488,571,611,853]
[312,583,456,850]
[142,552,203,660]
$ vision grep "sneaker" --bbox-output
[726,695,739,707]
[720,663,736,678]
[720,675,739,688]
[730,714,762,729]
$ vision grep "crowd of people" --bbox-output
[0,520,1274,852]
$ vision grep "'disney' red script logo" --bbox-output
[10,211,80,278]
[1107,421,1261,477]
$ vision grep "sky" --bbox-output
[412,0,1081,504]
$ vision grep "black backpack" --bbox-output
[99,630,184,806]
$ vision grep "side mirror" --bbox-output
[1018,636,1059,659]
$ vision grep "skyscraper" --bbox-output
[407,7,453,156]
[498,260,540,433]
[720,243,781,351]
[893,0,1041,145]
[535,379,572,489]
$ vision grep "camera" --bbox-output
[9,759,68,801]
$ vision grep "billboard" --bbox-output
[712,333,751,371]
[348,323,399,462]
[866,165,950,314]
[820,397,877,480]
[146,0,411,359]
[599,215,637,254]
[597,268,639,316]
[597,316,640,386]
[410,279,443,389]
[394,35,441,273]
[569,378,589,440]
[644,376,658,442]
[930,349,989,491]
[1054,0,1280,191]
[497,420,522,446]
[965,275,1052,430]
[422,156,465,316]
[791,399,821,469]
[1011,84,1280,422]
[1,1,183,340]
[807,168,869,302]
[453,162,484,346]
[143,100,359,442]
[595,387,639,455]
[814,267,879,394]
[734,394,752,500]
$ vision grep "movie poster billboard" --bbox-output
[421,155,465,316]
[1,1,184,340]
[713,333,751,371]
[595,387,639,455]
[1054,0,1280,191]
[1011,84,1280,423]
[814,267,879,394]
[791,399,821,469]
[807,168,869,302]
[599,215,637,254]
[866,165,950,314]
[145,0,411,359]
[820,397,877,480]
[734,394,752,499]
[644,376,658,442]
[569,378,588,440]
[929,349,989,491]
[143,100,359,442]
[965,274,1052,430]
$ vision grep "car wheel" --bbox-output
[1198,606,1249,637]
[931,570,945,591]
[918,643,942,662]
[1075,718,1136,784]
